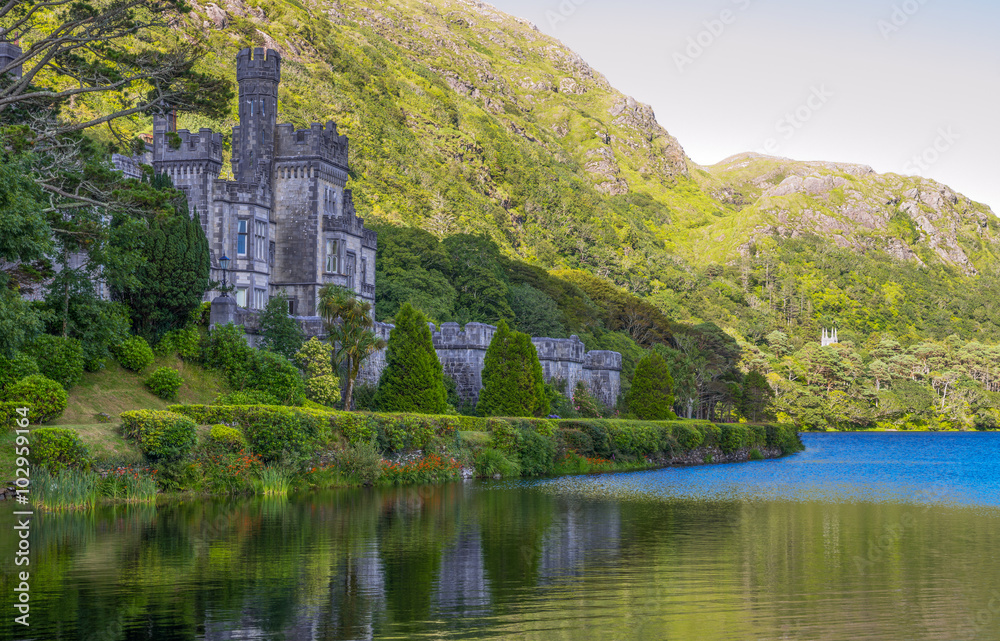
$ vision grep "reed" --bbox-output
[34,468,100,511]
[253,465,292,496]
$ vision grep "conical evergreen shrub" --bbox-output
[625,352,675,420]
[373,303,448,414]
[476,320,549,418]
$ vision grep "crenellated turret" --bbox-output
[234,48,280,185]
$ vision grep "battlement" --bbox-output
[433,322,497,350]
[0,41,22,78]
[532,336,586,363]
[275,121,349,168]
[584,350,623,371]
[236,48,280,83]
[153,126,223,165]
[213,179,269,206]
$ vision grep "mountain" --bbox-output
[101,0,999,342]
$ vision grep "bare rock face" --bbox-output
[703,153,995,275]
[585,147,629,195]
[767,174,848,198]
[205,3,227,28]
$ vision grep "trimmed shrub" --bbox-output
[241,408,309,462]
[115,336,155,372]
[1,402,23,430]
[624,352,675,420]
[215,390,279,406]
[120,410,197,461]
[155,327,202,361]
[0,353,39,392]
[2,375,68,424]
[373,303,449,414]
[558,429,594,456]
[516,427,556,476]
[145,367,184,400]
[477,320,549,418]
[749,448,764,461]
[209,424,247,449]
[673,423,705,450]
[295,338,338,406]
[32,427,91,472]
[207,325,306,406]
[27,335,85,390]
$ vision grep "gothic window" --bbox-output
[325,239,340,274]
[269,241,275,267]
[254,221,266,260]
[287,298,296,315]
[248,100,253,117]
[237,219,248,256]
[346,253,356,290]
[235,287,248,308]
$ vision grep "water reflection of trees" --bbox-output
[1,488,998,640]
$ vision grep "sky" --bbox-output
[486,0,1000,213]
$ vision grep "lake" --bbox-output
[2,432,999,640]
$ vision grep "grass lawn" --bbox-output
[0,357,227,482]
[52,356,227,426]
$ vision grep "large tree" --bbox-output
[477,320,548,418]
[624,352,675,421]
[110,174,209,342]
[373,303,448,414]
[0,0,231,135]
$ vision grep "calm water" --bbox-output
[2,433,1000,641]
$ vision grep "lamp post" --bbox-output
[219,254,231,296]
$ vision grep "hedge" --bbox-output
[32,427,91,472]
[120,410,197,461]
[166,404,805,460]
[1,375,69,424]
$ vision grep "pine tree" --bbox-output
[477,320,549,418]
[625,352,675,420]
[111,176,209,343]
[373,303,448,414]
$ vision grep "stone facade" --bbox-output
[150,47,375,317]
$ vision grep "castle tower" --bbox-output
[150,110,223,236]
[0,41,22,78]
[233,48,280,185]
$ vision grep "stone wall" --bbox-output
[212,301,622,408]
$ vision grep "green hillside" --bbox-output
[90,0,998,341]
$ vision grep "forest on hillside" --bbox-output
[375,226,1000,431]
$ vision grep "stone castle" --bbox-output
[68,46,621,406]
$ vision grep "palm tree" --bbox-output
[318,284,386,410]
